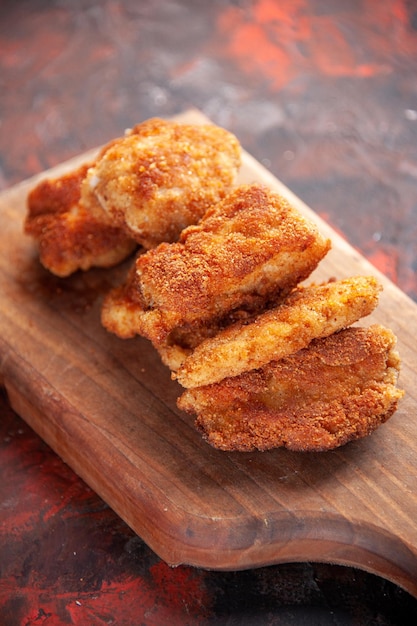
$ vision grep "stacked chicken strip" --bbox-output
[25,118,404,452]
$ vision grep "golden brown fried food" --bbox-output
[178,325,404,452]
[101,184,331,369]
[25,165,136,277]
[81,117,241,248]
[175,275,382,388]
[25,118,241,276]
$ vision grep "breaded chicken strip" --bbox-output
[81,118,241,248]
[25,165,136,277]
[175,276,382,388]
[101,184,331,368]
[178,325,404,452]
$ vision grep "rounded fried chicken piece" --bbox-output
[101,184,331,369]
[175,275,382,388]
[25,165,136,277]
[178,325,404,452]
[81,117,241,248]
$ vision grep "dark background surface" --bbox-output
[1,1,417,624]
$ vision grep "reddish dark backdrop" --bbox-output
[1,1,417,624]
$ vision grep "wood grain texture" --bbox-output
[1,110,417,597]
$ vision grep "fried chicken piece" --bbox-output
[178,325,404,452]
[101,184,331,369]
[80,117,241,248]
[25,165,136,277]
[175,275,382,388]
[25,118,240,276]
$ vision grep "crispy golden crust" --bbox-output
[25,165,136,277]
[175,275,382,388]
[101,184,331,362]
[24,118,404,454]
[81,117,241,248]
[178,325,404,452]
[25,118,240,276]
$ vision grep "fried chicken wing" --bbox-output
[81,117,241,248]
[175,275,382,388]
[25,165,136,277]
[101,184,331,369]
[178,325,404,452]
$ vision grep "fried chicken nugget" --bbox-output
[101,184,331,368]
[81,118,241,248]
[25,165,136,277]
[178,325,404,452]
[175,275,382,388]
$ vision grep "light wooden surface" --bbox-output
[1,111,417,597]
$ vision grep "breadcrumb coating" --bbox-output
[25,165,136,277]
[25,118,241,276]
[81,117,241,248]
[178,325,404,452]
[24,117,404,453]
[175,275,382,389]
[101,184,331,369]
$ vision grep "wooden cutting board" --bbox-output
[1,110,417,597]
